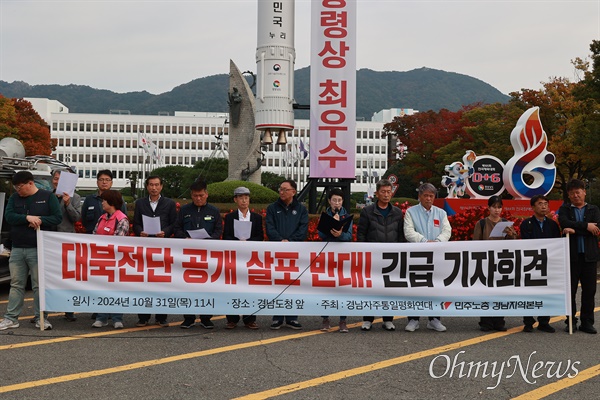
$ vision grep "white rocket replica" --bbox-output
[255,0,295,145]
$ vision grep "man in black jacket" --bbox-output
[520,194,561,333]
[81,170,127,234]
[266,179,308,330]
[0,171,62,331]
[223,186,264,329]
[357,178,405,331]
[558,179,599,334]
[174,179,223,329]
[133,176,177,327]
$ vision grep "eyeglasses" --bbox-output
[97,178,112,182]
[14,183,28,191]
[278,187,294,193]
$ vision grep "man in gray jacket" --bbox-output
[52,169,82,322]
[52,170,82,234]
[357,179,405,331]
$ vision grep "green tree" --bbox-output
[261,171,287,191]
[461,101,526,163]
[150,165,199,199]
[192,158,229,184]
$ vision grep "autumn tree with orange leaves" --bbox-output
[0,95,55,156]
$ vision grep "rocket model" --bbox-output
[256,0,295,145]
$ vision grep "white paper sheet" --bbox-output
[142,215,161,235]
[55,171,78,197]
[490,221,514,238]
[234,219,252,241]
[187,228,211,239]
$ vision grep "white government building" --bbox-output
[28,98,416,193]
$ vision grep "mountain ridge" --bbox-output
[0,66,509,120]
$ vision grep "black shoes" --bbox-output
[522,325,534,333]
[537,323,556,333]
[180,318,195,329]
[199,319,214,329]
[579,323,597,334]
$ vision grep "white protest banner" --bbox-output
[38,231,570,317]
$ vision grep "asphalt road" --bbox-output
[0,281,598,400]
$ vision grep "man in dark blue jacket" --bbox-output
[266,179,308,330]
[174,179,222,329]
[0,171,62,331]
[81,170,127,234]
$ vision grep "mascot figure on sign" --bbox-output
[503,107,556,200]
[441,150,476,198]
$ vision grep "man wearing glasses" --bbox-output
[266,179,308,330]
[0,171,62,331]
[81,170,127,234]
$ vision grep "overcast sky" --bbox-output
[1,0,598,97]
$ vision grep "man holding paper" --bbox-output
[222,186,264,329]
[174,179,222,329]
[52,169,82,322]
[133,175,177,327]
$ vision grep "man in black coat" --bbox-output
[558,179,600,334]
[133,175,177,327]
[520,194,561,333]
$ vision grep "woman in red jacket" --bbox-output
[91,190,129,329]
